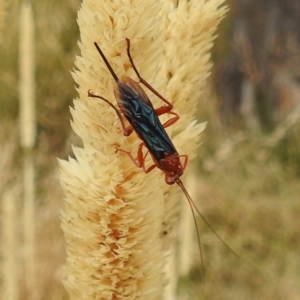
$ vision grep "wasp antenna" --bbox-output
[94,42,119,83]
[185,189,206,282]
[176,179,240,259]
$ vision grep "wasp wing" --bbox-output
[115,78,177,161]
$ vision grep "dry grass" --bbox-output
[0,1,300,300]
[182,86,300,299]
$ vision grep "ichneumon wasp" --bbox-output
[88,38,238,280]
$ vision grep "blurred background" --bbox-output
[0,0,299,299]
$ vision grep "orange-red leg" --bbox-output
[125,38,181,129]
[179,154,188,170]
[161,111,180,129]
[125,38,174,109]
[88,90,133,136]
[116,142,158,174]
[116,142,145,168]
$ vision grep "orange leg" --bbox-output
[116,142,158,174]
[116,142,145,168]
[125,38,177,113]
[125,38,181,129]
[88,90,133,136]
[179,154,188,170]
[161,111,180,129]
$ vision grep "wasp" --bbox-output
[88,38,238,279]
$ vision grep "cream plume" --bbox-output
[59,0,226,299]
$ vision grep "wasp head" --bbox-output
[161,153,184,185]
